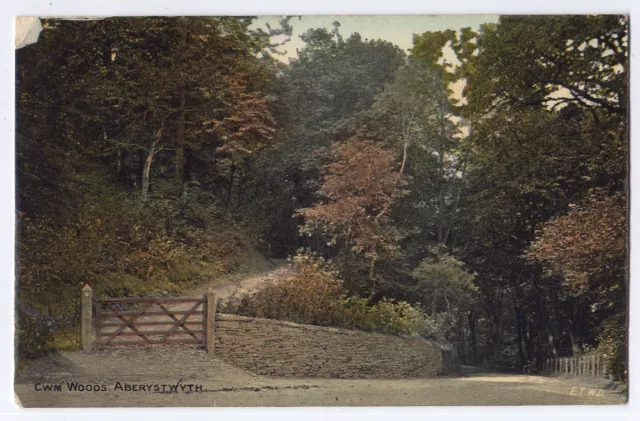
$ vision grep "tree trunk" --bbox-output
[233,159,250,212]
[184,147,192,183]
[343,246,354,291]
[225,160,236,211]
[568,302,581,356]
[141,126,163,201]
[525,318,535,363]
[369,255,377,289]
[141,146,156,201]
[175,18,188,186]
[487,288,503,361]
[399,102,410,174]
[468,310,478,364]
[436,120,446,244]
[399,137,409,174]
[515,306,527,368]
[431,290,437,317]
[492,318,502,360]
[175,89,186,184]
[442,136,470,246]
[568,331,580,356]
[137,149,145,186]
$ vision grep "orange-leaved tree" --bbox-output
[297,139,404,288]
[528,191,626,295]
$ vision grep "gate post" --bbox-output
[81,284,94,351]
[205,288,218,355]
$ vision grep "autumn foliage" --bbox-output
[210,74,277,157]
[232,253,345,324]
[298,139,403,263]
[528,192,627,294]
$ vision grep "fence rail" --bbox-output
[543,354,610,378]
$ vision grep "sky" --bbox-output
[252,15,500,62]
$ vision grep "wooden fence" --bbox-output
[543,354,610,378]
[80,284,218,354]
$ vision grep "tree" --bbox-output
[410,251,478,352]
[528,191,627,380]
[247,28,406,257]
[16,15,629,375]
[298,139,403,289]
[281,29,406,156]
[362,60,470,250]
[364,61,454,173]
[450,15,628,370]
[411,26,479,108]
[40,17,278,201]
[411,252,477,317]
[463,15,628,117]
[529,192,626,295]
[404,16,628,369]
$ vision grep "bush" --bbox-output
[233,253,345,325]
[334,297,442,339]
[16,310,51,360]
[598,314,627,383]
[228,253,443,339]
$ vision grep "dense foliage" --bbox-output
[16,16,628,381]
[16,17,282,355]
[226,254,444,339]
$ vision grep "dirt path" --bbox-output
[15,347,626,407]
[199,259,293,304]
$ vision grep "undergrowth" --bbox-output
[223,253,445,340]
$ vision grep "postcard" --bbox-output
[14,14,628,407]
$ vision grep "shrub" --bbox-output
[16,310,51,360]
[597,314,627,383]
[334,297,441,338]
[235,253,345,325]
[229,253,442,339]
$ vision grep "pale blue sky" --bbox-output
[253,15,499,61]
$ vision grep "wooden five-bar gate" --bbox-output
[80,284,218,354]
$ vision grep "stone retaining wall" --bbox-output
[215,313,454,379]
